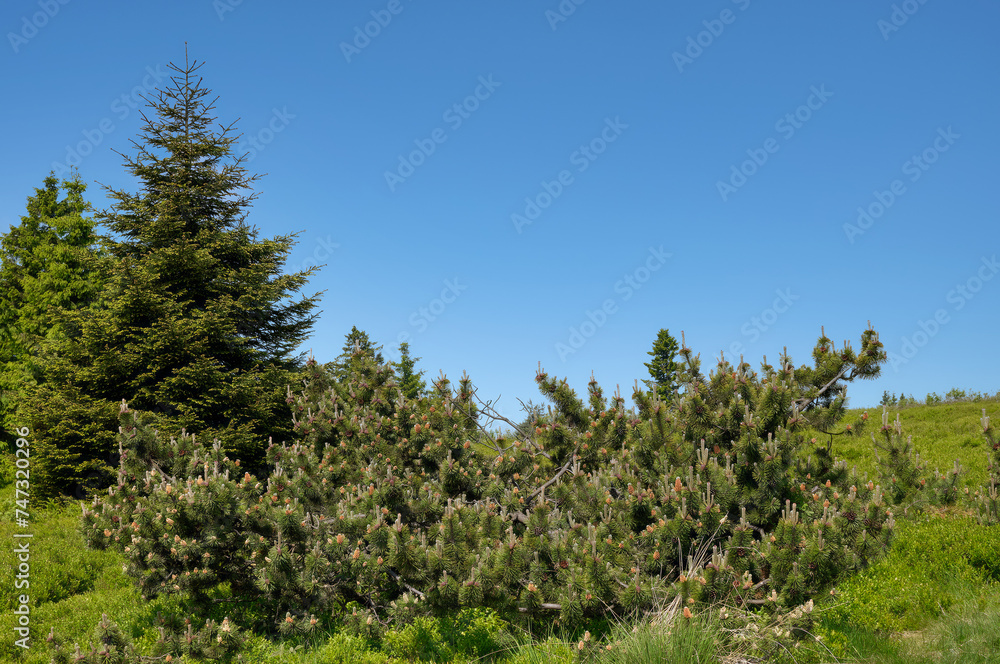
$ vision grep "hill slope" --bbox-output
[818,396,999,489]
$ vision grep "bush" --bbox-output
[825,515,999,634]
[380,609,512,662]
[872,407,964,508]
[977,408,1000,525]
[962,522,1000,582]
[59,327,897,659]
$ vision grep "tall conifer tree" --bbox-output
[23,52,321,496]
[643,328,679,403]
[0,172,107,446]
[329,326,384,382]
[393,341,427,399]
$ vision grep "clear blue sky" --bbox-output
[2,0,998,422]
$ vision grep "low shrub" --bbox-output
[57,328,898,660]
[824,515,999,634]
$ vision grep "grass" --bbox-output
[598,615,721,664]
[2,393,1000,663]
[806,394,1000,489]
[809,589,1000,664]
[822,513,1000,634]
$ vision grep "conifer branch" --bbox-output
[528,446,579,503]
[793,364,851,412]
[517,603,562,612]
[384,569,426,599]
[457,388,553,461]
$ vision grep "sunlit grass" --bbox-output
[806,395,1000,488]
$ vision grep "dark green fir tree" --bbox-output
[0,172,108,447]
[329,326,384,382]
[643,328,680,403]
[21,53,321,497]
[393,341,427,399]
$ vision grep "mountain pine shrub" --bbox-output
[976,408,1000,524]
[45,611,243,664]
[59,327,897,659]
[872,406,964,508]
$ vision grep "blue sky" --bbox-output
[2,0,998,423]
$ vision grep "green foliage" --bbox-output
[813,603,1000,664]
[960,523,1000,583]
[872,406,964,508]
[0,452,14,491]
[506,635,575,664]
[393,342,427,400]
[46,612,243,664]
[243,631,394,664]
[872,407,921,505]
[21,54,320,497]
[817,398,1000,490]
[906,595,1000,664]
[0,496,247,664]
[80,351,481,624]
[513,399,547,435]
[881,391,919,408]
[642,329,679,404]
[382,608,512,662]
[19,388,121,499]
[946,388,968,402]
[329,326,385,382]
[595,615,720,664]
[0,503,137,664]
[808,619,911,664]
[0,505,125,611]
[977,407,1000,525]
[825,515,1000,634]
[0,171,107,447]
[72,324,900,662]
[9,392,998,664]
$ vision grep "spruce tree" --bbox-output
[0,172,107,446]
[329,326,384,382]
[394,341,427,399]
[643,328,679,404]
[23,52,320,496]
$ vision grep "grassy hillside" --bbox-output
[812,396,1000,489]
